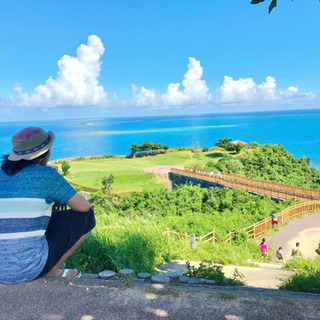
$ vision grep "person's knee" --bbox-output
[86,207,96,231]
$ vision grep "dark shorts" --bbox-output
[36,207,95,278]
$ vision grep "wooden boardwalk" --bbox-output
[171,167,320,201]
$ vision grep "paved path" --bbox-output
[268,213,320,260]
[1,277,319,320]
[156,260,294,290]
[143,166,184,174]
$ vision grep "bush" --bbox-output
[281,257,320,293]
[183,261,244,286]
[250,141,259,148]
[74,156,86,161]
[61,161,70,175]
[202,147,210,152]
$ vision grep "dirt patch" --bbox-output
[143,165,184,174]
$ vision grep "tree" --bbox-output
[102,174,115,191]
[131,143,139,155]
[235,144,244,154]
[223,159,244,173]
[251,0,319,14]
[251,0,277,13]
[215,138,233,150]
[163,145,169,153]
[61,161,70,176]
[140,141,153,152]
[250,141,260,148]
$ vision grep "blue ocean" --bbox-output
[1,109,320,168]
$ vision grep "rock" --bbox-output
[82,273,99,279]
[179,275,190,284]
[137,273,151,280]
[98,270,116,280]
[151,275,170,284]
[119,269,135,279]
[188,278,206,285]
[205,279,218,285]
[164,271,180,283]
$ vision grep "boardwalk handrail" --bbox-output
[171,167,320,201]
[163,200,320,244]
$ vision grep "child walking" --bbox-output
[259,238,268,260]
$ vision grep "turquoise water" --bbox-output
[1,109,320,168]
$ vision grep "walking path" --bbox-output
[156,260,294,289]
[268,213,320,260]
[158,213,320,289]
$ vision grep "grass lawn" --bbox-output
[59,150,236,191]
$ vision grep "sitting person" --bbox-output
[0,127,95,284]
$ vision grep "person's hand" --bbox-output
[53,202,68,210]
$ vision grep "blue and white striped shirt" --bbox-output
[0,165,76,284]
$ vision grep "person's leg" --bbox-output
[36,207,95,279]
[46,233,88,277]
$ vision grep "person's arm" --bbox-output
[67,192,90,212]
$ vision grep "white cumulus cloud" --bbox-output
[1,35,316,112]
[11,35,107,107]
[161,57,211,105]
[216,75,315,104]
[131,57,211,107]
[131,84,159,107]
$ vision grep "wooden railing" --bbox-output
[162,228,222,243]
[171,167,320,201]
[163,200,320,244]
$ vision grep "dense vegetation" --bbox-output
[208,144,320,188]
[281,257,320,293]
[64,142,320,293]
[68,184,293,274]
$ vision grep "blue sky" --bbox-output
[0,0,319,121]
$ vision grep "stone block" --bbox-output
[205,279,218,285]
[151,275,170,284]
[188,278,206,285]
[164,271,180,283]
[137,273,151,280]
[98,270,116,280]
[179,275,190,284]
[119,269,135,279]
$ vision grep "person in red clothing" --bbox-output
[271,211,278,228]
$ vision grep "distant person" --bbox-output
[271,211,278,228]
[276,246,284,261]
[291,242,303,258]
[0,127,96,284]
[260,238,268,260]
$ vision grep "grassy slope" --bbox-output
[62,150,230,191]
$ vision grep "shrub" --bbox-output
[202,147,210,152]
[183,261,244,286]
[75,156,86,161]
[281,257,320,293]
[102,174,115,190]
[250,141,259,148]
[61,161,70,175]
